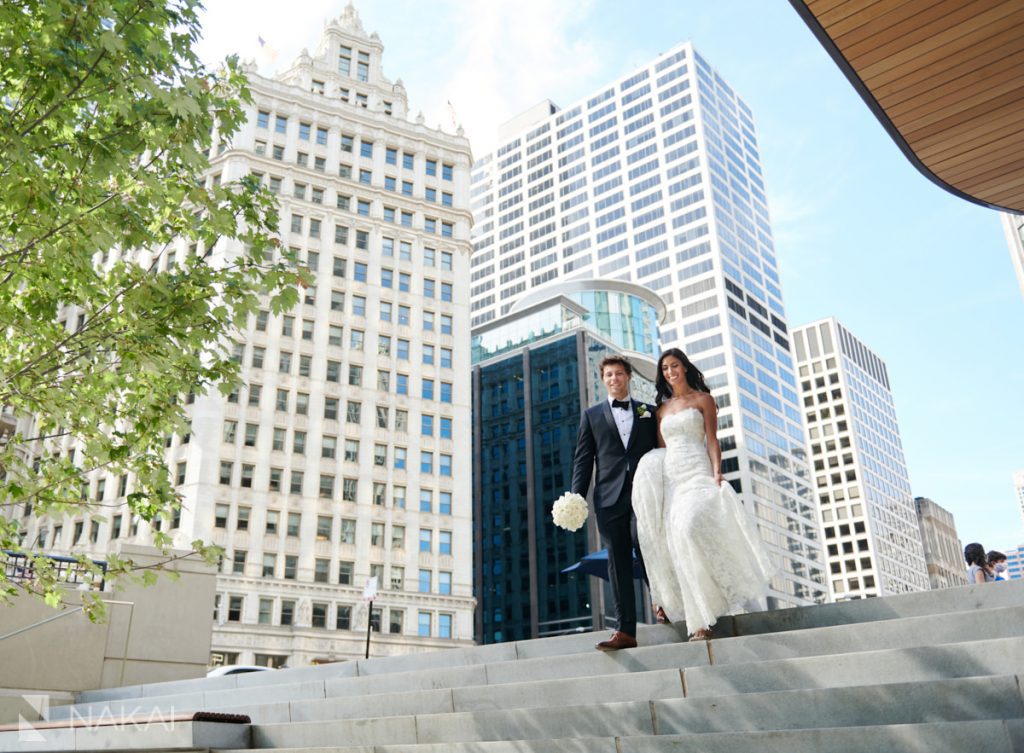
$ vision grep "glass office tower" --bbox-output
[470,42,828,607]
[472,280,662,642]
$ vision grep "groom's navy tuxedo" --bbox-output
[572,397,658,637]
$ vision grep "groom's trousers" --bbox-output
[595,484,648,637]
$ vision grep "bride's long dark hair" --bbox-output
[655,348,711,405]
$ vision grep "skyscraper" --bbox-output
[22,5,476,665]
[472,279,663,642]
[470,43,828,607]
[793,318,929,600]
[914,496,967,590]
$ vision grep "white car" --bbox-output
[206,664,275,677]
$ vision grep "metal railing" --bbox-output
[2,550,107,590]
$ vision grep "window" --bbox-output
[398,305,411,326]
[439,416,453,439]
[293,430,306,454]
[371,522,385,547]
[418,611,431,637]
[287,512,301,536]
[232,550,247,575]
[374,444,387,466]
[276,390,288,412]
[280,600,295,626]
[420,451,433,474]
[418,569,431,593]
[380,301,392,323]
[299,355,311,377]
[389,608,404,633]
[351,329,364,350]
[219,461,233,485]
[316,126,328,145]
[439,613,452,639]
[439,454,452,477]
[336,605,352,630]
[284,555,297,579]
[319,474,334,498]
[403,152,415,169]
[384,176,396,192]
[290,470,304,494]
[439,491,452,515]
[312,602,328,628]
[439,530,452,555]
[425,158,436,176]
[261,553,274,577]
[396,410,408,432]
[257,110,270,129]
[343,477,358,501]
[248,385,261,407]
[442,163,453,181]
[340,518,356,545]
[439,571,452,595]
[423,311,435,332]
[347,401,362,424]
[324,397,339,420]
[275,115,287,134]
[331,290,345,311]
[442,192,453,207]
[228,596,243,622]
[423,279,435,299]
[298,122,311,141]
[391,525,405,550]
[393,486,406,509]
[422,379,434,400]
[419,489,432,512]
[400,241,412,261]
[396,373,408,395]
[385,147,397,165]
[290,214,303,234]
[258,598,273,624]
[359,169,372,185]
[344,439,359,462]
[421,414,434,436]
[376,405,389,428]
[322,436,337,459]
[314,560,330,584]
[316,515,332,541]
[237,507,250,530]
[394,447,407,470]
[440,382,452,403]
[397,339,410,360]
[419,528,432,553]
[441,251,453,271]
[223,420,237,443]
[441,314,453,335]
[441,282,453,302]
[340,133,353,152]
[295,393,309,415]
[440,348,452,368]
[357,199,370,216]
[348,364,363,386]
[265,510,279,535]
[352,296,366,317]
[268,467,282,492]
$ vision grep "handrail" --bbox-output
[0,605,84,642]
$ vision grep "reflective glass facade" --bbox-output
[474,329,656,643]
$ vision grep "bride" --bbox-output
[634,348,775,640]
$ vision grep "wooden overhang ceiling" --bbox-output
[789,0,1024,213]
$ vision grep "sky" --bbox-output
[197,1,1024,552]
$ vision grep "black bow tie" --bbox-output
[611,399,631,410]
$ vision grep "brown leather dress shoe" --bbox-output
[595,631,638,651]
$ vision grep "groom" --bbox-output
[572,355,658,651]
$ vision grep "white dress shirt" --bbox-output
[607,395,634,448]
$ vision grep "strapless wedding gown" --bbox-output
[633,408,774,631]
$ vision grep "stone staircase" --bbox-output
[5,580,1024,752]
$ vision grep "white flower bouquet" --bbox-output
[552,491,588,531]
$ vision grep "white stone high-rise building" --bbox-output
[1001,213,1024,297]
[793,318,929,600]
[21,5,476,666]
[914,496,967,590]
[470,43,828,607]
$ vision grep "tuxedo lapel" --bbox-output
[600,399,618,441]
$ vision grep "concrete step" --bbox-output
[246,674,1023,749]
[0,718,248,753]
[76,579,1024,706]
[52,604,1024,722]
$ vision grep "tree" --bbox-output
[0,0,299,616]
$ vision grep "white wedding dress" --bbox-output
[633,408,775,632]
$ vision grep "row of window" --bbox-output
[255,110,455,180]
[218,452,455,492]
[220,593,455,638]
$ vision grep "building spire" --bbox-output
[338,1,365,34]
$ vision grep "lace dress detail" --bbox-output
[633,408,775,631]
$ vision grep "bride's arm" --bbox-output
[699,393,723,486]
[655,404,666,448]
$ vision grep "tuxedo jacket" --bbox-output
[571,399,658,509]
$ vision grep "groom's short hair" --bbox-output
[599,355,633,376]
